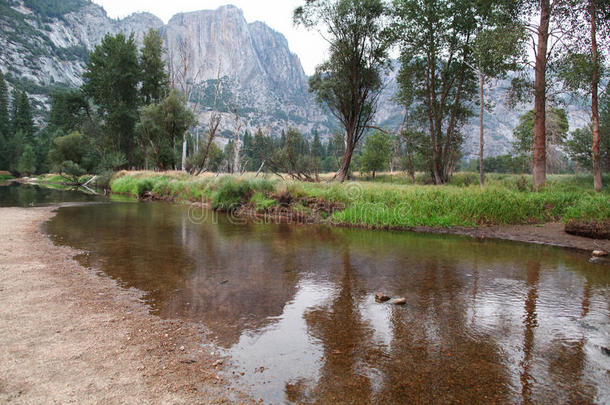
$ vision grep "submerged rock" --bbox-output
[390,298,407,305]
[375,293,391,302]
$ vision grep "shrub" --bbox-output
[212,178,254,211]
[136,179,154,198]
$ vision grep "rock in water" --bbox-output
[592,250,608,257]
[390,298,407,305]
[375,293,391,302]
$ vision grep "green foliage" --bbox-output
[251,192,279,211]
[295,0,390,180]
[6,130,27,173]
[206,142,224,172]
[563,194,610,224]
[465,154,530,174]
[137,90,196,170]
[17,144,36,176]
[10,90,36,142]
[358,131,393,177]
[565,124,610,172]
[48,131,96,172]
[393,0,484,183]
[212,178,255,211]
[0,72,8,171]
[108,171,609,227]
[48,90,90,133]
[83,32,141,165]
[513,108,569,173]
[57,160,86,184]
[140,29,169,105]
[311,131,325,159]
[267,128,320,181]
[97,151,127,173]
[0,72,8,139]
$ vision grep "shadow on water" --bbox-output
[39,197,610,404]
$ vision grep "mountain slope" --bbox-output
[162,6,330,137]
[0,1,588,158]
[0,0,162,110]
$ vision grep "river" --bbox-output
[2,183,609,404]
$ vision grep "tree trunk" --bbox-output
[181,135,187,172]
[479,70,485,187]
[336,130,355,182]
[590,0,603,191]
[233,137,241,175]
[532,0,551,190]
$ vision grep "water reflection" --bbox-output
[0,182,105,207]
[45,202,610,404]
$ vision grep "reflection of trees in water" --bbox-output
[520,261,539,405]
[286,250,512,404]
[519,264,598,404]
[49,204,197,306]
[289,249,377,404]
[541,279,596,403]
[47,202,610,404]
[160,219,310,346]
[1,183,101,207]
[373,257,510,404]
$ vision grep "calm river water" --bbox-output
[2,183,609,404]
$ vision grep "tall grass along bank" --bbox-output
[109,171,610,230]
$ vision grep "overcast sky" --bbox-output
[92,0,327,75]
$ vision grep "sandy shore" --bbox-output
[413,222,610,253]
[0,207,253,404]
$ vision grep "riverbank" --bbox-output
[109,171,610,248]
[0,207,253,404]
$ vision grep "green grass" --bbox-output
[110,172,276,209]
[251,192,280,211]
[109,171,609,227]
[563,194,610,224]
[0,174,14,181]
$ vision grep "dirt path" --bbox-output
[412,222,610,253]
[0,207,252,404]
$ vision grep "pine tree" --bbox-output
[84,32,142,165]
[0,72,8,170]
[140,29,169,105]
[17,144,36,176]
[0,72,9,138]
[10,90,35,143]
[7,130,26,173]
[311,131,325,160]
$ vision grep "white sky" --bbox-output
[92,0,327,75]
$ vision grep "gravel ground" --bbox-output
[0,207,253,404]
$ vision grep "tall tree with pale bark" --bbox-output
[469,0,525,186]
[557,0,609,191]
